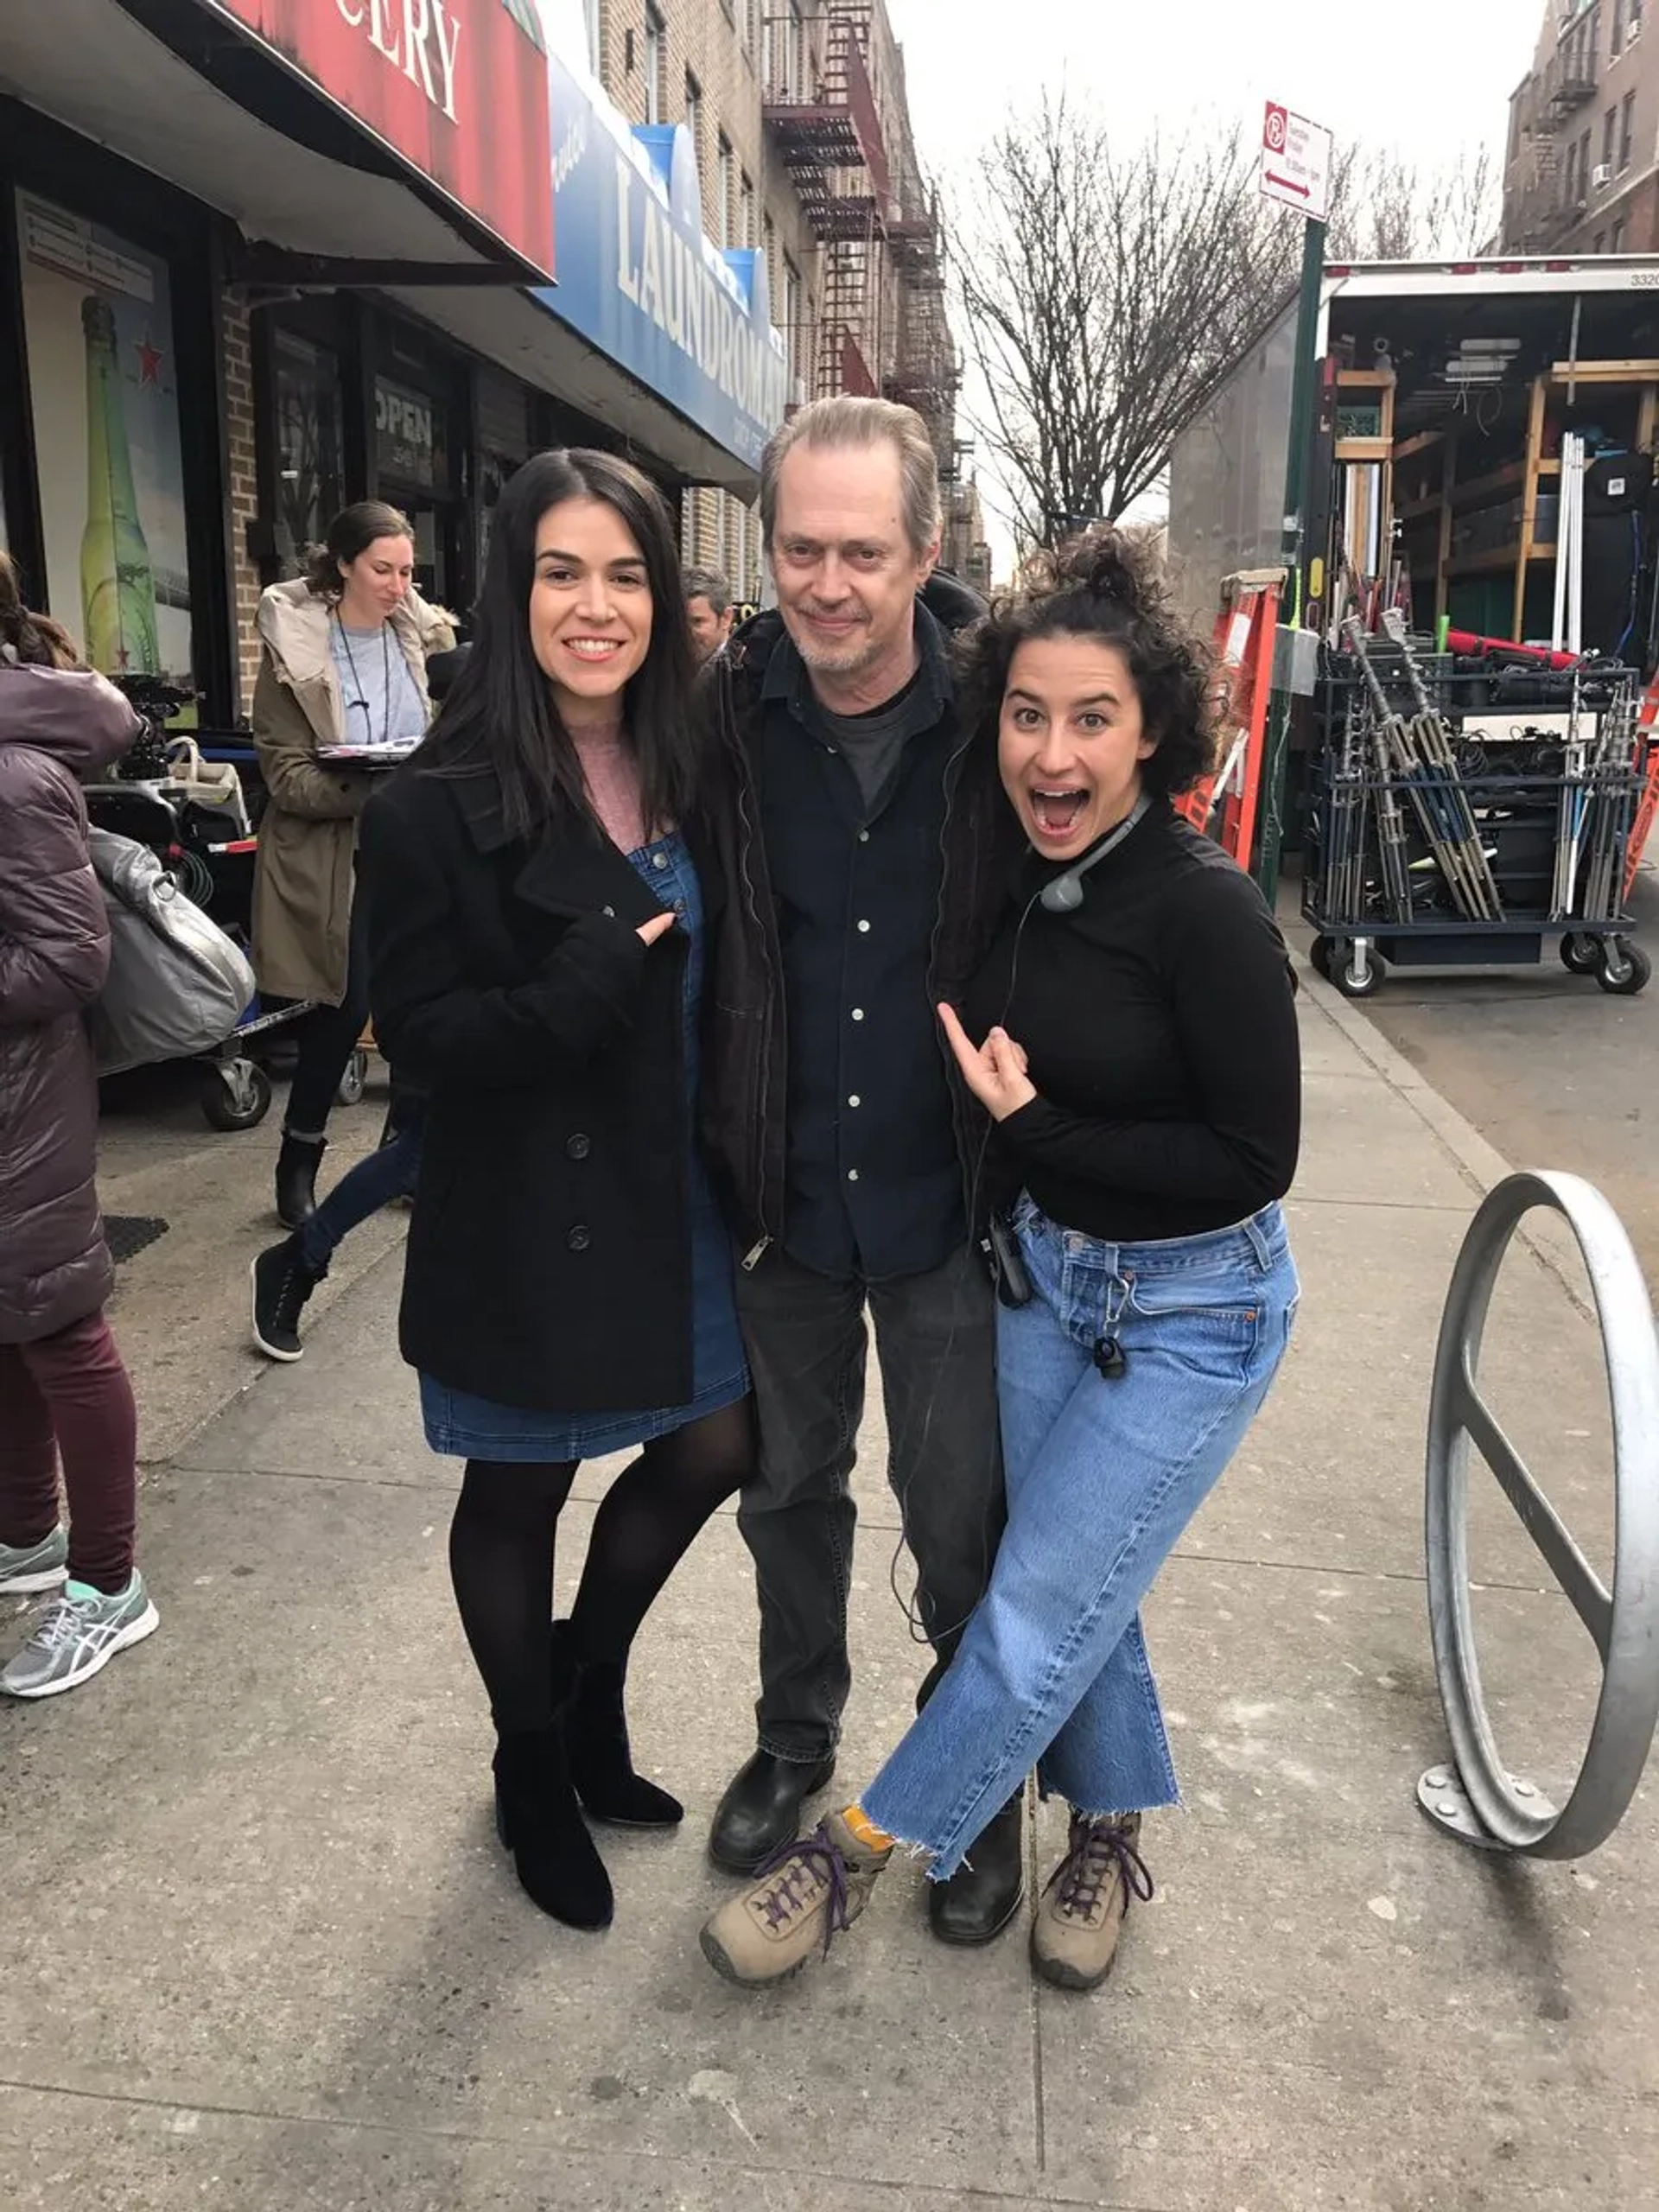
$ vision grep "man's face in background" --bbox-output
[687,593,734,664]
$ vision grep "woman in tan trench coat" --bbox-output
[251,500,454,1229]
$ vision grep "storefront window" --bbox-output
[16,189,193,683]
[374,372,457,606]
[272,330,345,577]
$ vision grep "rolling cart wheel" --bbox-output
[336,1048,368,1108]
[1596,938,1651,997]
[1334,947,1384,1001]
[1309,935,1335,982]
[202,1058,272,1132]
[1560,932,1602,976]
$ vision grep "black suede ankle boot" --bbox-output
[553,1621,683,1829]
[492,1726,613,1929]
[274,1130,327,1230]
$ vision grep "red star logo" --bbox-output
[134,337,164,387]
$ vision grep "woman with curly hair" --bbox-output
[701,528,1301,1993]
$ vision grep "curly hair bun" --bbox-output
[1052,525,1166,620]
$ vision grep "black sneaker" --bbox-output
[250,1237,322,1362]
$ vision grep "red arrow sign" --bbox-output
[1264,170,1311,199]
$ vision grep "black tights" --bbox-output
[448,1396,754,1734]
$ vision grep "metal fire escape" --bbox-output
[1512,41,1600,252]
[763,1,955,422]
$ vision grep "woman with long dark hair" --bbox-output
[700,529,1300,1993]
[359,451,753,1931]
[251,500,454,1230]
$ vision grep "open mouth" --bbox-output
[1029,787,1089,839]
[563,638,623,662]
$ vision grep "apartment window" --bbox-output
[1613,0,1624,56]
[1596,229,1609,251]
[716,132,734,248]
[643,4,666,126]
[764,3,804,99]
[1580,128,1593,191]
[1614,215,1630,249]
[739,171,757,250]
[782,255,803,385]
[1605,105,1618,168]
[1591,3,1604,67]
[1621,89,1637,168]
[684,71,703,187]
[1634,0,1645,33]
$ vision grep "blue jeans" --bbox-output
[299,1094,425,1273]
[861,1197,1299,1878]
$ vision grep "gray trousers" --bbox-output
[733,1238,1006,1762]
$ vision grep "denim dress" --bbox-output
[419,832,749,1461]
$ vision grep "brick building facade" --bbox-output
[582,1,959,601]
[1504,0,1659,254]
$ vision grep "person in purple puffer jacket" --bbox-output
[0,553,160,1699]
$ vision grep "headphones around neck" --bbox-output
[1038,795,1152,912]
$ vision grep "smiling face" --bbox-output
[530,497,652,719]
[998,633,1160,860]
[337,534,415,629]
[770,438,939,709]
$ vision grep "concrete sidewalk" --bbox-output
[4,975,1656,2211]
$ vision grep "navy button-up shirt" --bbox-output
[756,610,965,1281]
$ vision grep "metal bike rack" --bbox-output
[1421,1171,1659,1858]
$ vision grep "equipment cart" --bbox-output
[1303,618,1652,998]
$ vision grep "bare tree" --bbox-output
[952,98,1291,545]
[954,102,1501,551]
[1332,143,1501,262]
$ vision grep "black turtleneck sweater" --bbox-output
[962,803,1301,1243]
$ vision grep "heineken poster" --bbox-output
[17,190,193,685]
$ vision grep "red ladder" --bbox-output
[1174,569,1284,868]
[1621,665,1659,903]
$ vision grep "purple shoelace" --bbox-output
[1058,1816,1155,1918]
[750,1821,853,1956]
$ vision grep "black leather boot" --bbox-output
[709,1748,838,1873]
[492,1726,613,1929]
[553,1621,683,1829]
[274,1130,326,1230]
[928,1793,1027,1946]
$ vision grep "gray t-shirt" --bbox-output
[808,666,933,814]
[329,620,426,750]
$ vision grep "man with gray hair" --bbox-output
[699,396,1025,1947]
[683,566,734,665]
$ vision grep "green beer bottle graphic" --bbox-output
[79,295,159,676]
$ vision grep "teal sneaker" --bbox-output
[1,1573,158,1698]
[0,1525,68,1596]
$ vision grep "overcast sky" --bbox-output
[885,0,1544,569]
[887,0,1538,181]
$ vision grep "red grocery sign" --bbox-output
[199,0,554,280]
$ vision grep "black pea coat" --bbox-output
[359,761,726,1415]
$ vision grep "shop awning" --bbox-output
[2,0,769,491]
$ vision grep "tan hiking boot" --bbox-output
[1030,1812,1154,1993]
[700,1812,891,1986]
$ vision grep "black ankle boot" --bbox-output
[492,1726,613,1929]
[274,1130,326,1230]
[553,1621,683,1829]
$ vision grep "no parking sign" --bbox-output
[1260,101,1332,221]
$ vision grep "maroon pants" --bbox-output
[0,1310,138,1595]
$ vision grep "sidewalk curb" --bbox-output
[1297,956,1597,1325]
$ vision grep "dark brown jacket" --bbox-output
[0,662,139,1343]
